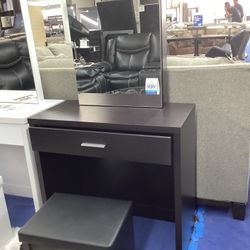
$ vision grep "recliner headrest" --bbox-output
[116,33,151,53]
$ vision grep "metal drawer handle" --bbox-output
[81,142,106,149]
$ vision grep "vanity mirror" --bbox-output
[0,0,44,104]
[66,0,166,107]
[26,0,78,101]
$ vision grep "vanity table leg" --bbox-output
[21,124,43,211]
[173,109,196,250]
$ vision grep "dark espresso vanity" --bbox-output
[22,1,197,249]
[28,101,196,250]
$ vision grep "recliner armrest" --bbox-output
[76,62,110,93]
[76,61,112,79]
[95,61,112,72]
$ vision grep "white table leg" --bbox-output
[21,124,42,211]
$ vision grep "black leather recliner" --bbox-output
[0,36,35,90]
[76,32,160,93]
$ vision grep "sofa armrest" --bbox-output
[39,68,78,100]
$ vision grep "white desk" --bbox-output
[0,99,63,211]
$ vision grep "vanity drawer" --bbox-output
[29,127,172,165]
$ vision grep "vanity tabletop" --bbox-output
[28,101,195,134]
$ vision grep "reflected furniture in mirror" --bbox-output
[166,24,246,56]
[77,32,160,94]
[206,29,250,59]
[24,0,164,105]
[0,35,35,90]
[0,1,35,92]
[65,0,164,107]
[27,0,78,100]
[0,0,43,102]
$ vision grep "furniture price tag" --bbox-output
[145,78,160,95]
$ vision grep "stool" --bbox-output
[19,193,134,250]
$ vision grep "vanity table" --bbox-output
[0,91,62,211]
[28,101,196,250]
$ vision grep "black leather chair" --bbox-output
[0,36,35,90]
[206,29,250,60]
[76,32,160,93]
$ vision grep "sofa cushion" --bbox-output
[48,43,73,58]
[37,54,66,62]
[39,58,74,68]
[36,46,54,57]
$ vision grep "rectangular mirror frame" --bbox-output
[77,0,166,108]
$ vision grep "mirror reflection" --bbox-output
[166,0,250,63]
[0,0,37,103]
[67,0,161,96]
[27,0,78,100]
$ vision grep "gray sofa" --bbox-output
[165,58,250,218]
[35,44,78,100]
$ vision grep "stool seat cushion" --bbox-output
[19,193,134,250]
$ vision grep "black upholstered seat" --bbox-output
[19,193,135,250]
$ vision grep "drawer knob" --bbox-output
[81,142,106,149]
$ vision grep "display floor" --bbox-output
[5,192,250,250]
